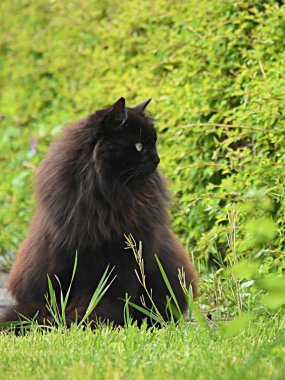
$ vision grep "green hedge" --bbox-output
[1,0,284,273]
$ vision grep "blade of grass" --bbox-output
[61,251,78,313]
[78,266,117,327]
[128,301,166,326]
[155,255,183,317]
[45,275,61,325]
[188,285,193,321]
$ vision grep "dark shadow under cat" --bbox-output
[1,97,198,327]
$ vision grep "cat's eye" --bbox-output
[135,142,143,152]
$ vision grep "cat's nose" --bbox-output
[154,155,160,165]
[152,152,160,165]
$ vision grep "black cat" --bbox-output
[1,97,198,326]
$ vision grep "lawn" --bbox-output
[1,318,284,380]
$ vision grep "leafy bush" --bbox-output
[0,0,284,315]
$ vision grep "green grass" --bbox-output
[0,318,284,380]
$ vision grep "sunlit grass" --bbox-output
[0,317,284,380]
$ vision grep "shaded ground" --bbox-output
[0,272,13,315]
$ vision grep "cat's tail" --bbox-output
[0,302,49,328]
[0,301,86,329]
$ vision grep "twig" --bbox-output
[243,92,249,109]
[180,123,266,132]
[258,58,266,80]
[187,194,243,207]
[176,162,226,172]
[188,25,204,39]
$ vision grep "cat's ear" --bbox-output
[104,97,128,130]
[131,98,152,112]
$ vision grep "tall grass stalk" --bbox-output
[124,234,193,326]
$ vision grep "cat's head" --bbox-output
[90,97,160,194]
